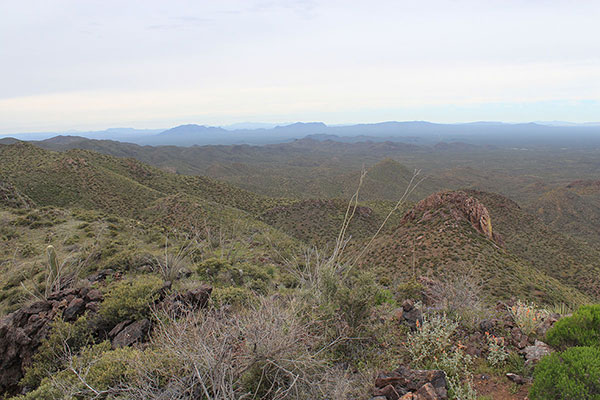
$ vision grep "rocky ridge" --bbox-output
[402,191,501,244]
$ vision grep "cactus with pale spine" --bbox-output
[45,245,61,296]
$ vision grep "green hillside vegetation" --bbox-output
[360,191,591,306]
[3,139,600,398]
[531,184,600,244]
[468,190,600,297]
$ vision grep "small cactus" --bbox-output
[45,245,61,295]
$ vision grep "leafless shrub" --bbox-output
[122,297,348,399]
[420,266,491,327]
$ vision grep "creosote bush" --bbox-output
[99,275,164,326]
[17,342,138,400]
[546,304,600,350]
[530,346,600,400]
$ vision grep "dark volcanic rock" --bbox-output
[394,299,424,330]
[112,319,151,348]
[0,287,99,394]
[374,366,447,400]
[160,284,212,315]
[63,297,85,321]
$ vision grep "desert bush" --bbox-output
[99,275,163,326]
[508,300,549,337]
[395,278,424,302]
[530,346,600,400]
[546,304,600,349]
[121,297,348,399]
[405,313,476,399]
[212,286,256,307]
[196,258,272,294]
[485,332,508,368]
[18,342,138,400]
[422,269,489,330]
[21,315,94,390]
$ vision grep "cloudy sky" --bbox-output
[1,0,599,133]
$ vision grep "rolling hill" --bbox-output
[360,190,599,306]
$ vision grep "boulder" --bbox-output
[506,373,530,385]
[536,313,560,337]
[374,366,447,400]
[63,298,85,321]
[395,300,423,330]
[415,382,442,400]
[112,319,151,348]
[160,285,212,315]
[0,287,98,394]
[524,340,553,366]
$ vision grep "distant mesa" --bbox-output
[402,190,501,244]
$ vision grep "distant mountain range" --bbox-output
[2,121,600,147]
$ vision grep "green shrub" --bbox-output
[406,313,476,399]
[99,275,163,325]
[21,315,93,389]
[196,257,232,280]
[18,343,138,400]
[196,258,272,293]
[530,346,600,400]
[374,288,396,306]
[546,304,600,350]
[212,286,255,307]
[396,279,424,302]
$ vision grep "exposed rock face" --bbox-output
[394,299,423,330]
[0,283,212,395]
[402,191,501,244]
[0,287,102,394]
[111,319,152,348]
[372,366,448,400]
[524,340,553,366]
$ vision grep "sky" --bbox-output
[1,0,599,134]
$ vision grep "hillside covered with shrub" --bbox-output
[1,141,600,399]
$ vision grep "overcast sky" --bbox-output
[1,0,599,133]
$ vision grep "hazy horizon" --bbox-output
[2,0,599,133]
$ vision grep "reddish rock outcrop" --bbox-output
[372,366,448,400]
[0,287,102,394]
[402,191,501,244]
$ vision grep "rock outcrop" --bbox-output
[372,366,448,400]
[402,191,501,244]
[524,340,553,367]
[0,287,102,393]
[394,299,423,330]
[0,283,212,395]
